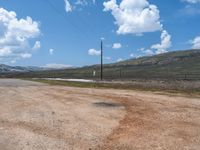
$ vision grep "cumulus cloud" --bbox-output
[33,41,41,50]
[151,30,172,54]
[144,49,154,55]
[104,56,111,60]
[178,4,200,16]
[42,63,72,69]
[190,36,200,49]
[64,0,73,12]
[181,0,200,3]
[103,0,162,35]
[137,47,145,51]
[21,53,32,58]
[130,53,142,58]
[75,0,96,5]
[130,53,134,58]
[88,48,101,56]
[112,43,122,49]
[117,58,123,62]
[64,0,95,12]
[0,7,40,62]
[10,60,16,64]
[49,49,54,55]
[75,0,88,6]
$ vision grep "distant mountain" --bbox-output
[0,64,44,73]
[0,64,73,73]
[1,49,200,80]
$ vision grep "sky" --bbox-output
[0,0,200,68]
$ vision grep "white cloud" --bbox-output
[104,56,111,60]
[43,63,72,69]
[130,53,135,58]
[88,48,101,56]
[117,58,123,62]
[64,0,95,12]
[181,0,200,4]
[100,37,105,40]
[137,47,145,51]
[151,30,172,54]
[179,5,200,15]
[21,53,32,58]
[112,43,122,49]
[33,41,41,50]
[64,0,73,12]
[75,0,96,6]
[10,60,16,64]
[190,36,200,49]
[75,0,88,6]
[0,7,40,62]
[144,49,154,55]
[103,0,162,35]
[49,49,54,55]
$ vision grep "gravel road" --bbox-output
[0,79,200,150]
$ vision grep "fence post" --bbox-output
[120,68,122,80]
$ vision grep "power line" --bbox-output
[75,11,96,35]
[46,0,104,71]
[45,0,91,38]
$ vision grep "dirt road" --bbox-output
[0,79,200,150]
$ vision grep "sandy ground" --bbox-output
[0,79,200,150]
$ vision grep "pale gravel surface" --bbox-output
[0,79,200,150]
[0,79,45,87]
[0,79,125,150]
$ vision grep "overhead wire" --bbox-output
[45,0,92,39]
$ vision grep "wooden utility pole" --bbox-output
[101,40,103,80]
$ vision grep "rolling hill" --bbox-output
[1,49,200,80]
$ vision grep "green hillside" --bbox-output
[3,49,200,80]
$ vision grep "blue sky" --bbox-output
[0,0,200,68]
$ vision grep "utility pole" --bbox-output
[101,40,103,80]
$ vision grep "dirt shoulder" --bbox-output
[30,78,200,97]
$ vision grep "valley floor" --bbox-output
[0,79,200,150]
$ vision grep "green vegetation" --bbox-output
[2,49,200,80]
[30,79,200,96]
